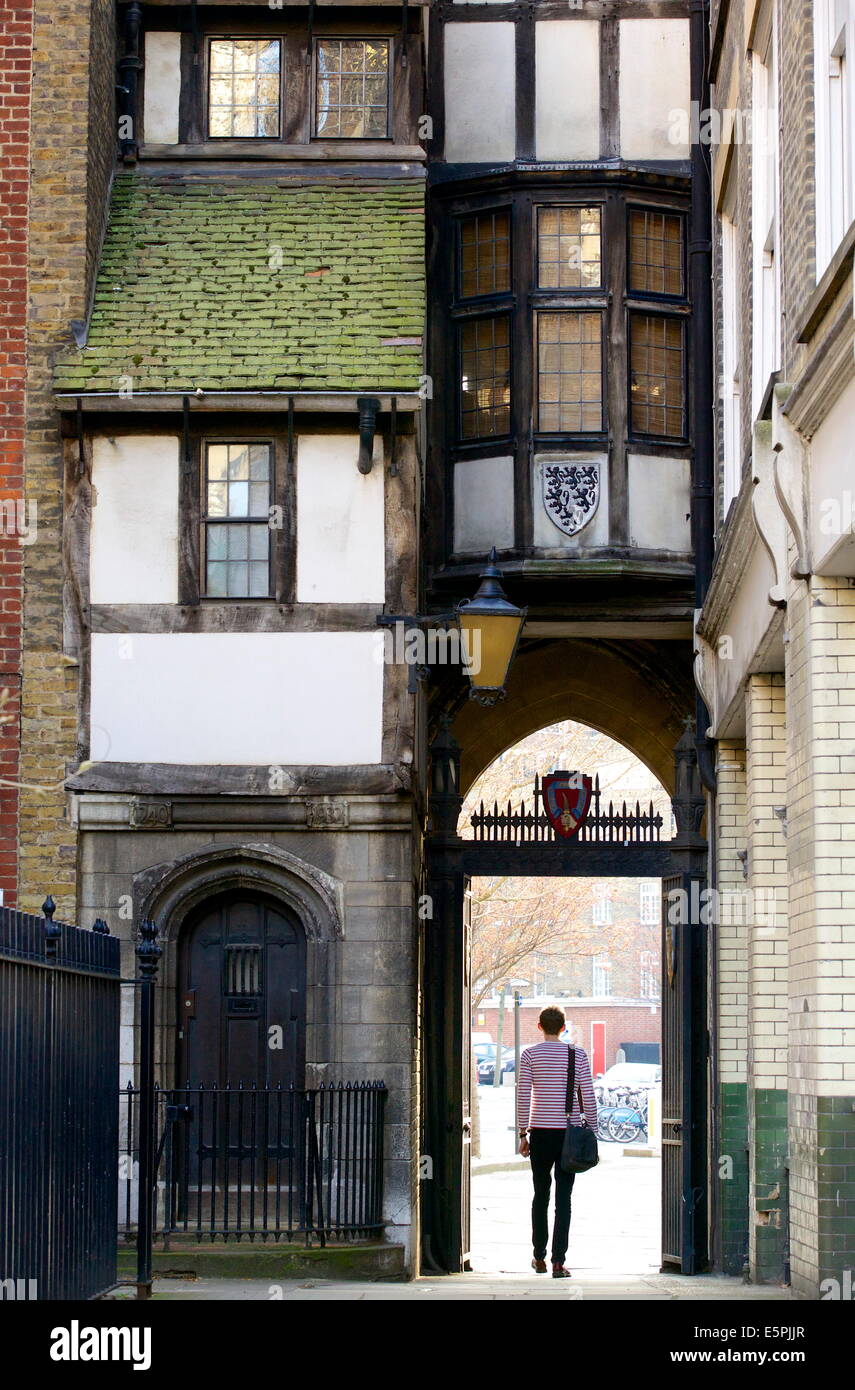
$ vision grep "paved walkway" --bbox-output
[111,1085,794,1301]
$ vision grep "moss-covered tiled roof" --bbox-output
[55,175,425,393]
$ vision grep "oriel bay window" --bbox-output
[443,194,690,541]
[203,442,272,597]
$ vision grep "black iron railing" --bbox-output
[469,772,667,844]
[0,901,120,1300]
[120,1081,387,1246]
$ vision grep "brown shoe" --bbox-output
[531,1258,547,1274]
[552,1264,572,1278]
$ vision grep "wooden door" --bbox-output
[179,893,306,1088]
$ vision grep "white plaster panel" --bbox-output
[810,375,855,575]
[535,21,600,162]
[532,454,609,549]
[453,455,515,555]
[296,434,385,603]
[619,19,691,161]
[143,32,182,145]
[90,434,179,604]
[627,454,691,552]
[444,24,516,163]
[90,632,385,765]
[713,541,779,727]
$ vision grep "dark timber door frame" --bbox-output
[422,721,708,1276]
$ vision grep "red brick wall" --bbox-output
[473,1002,660,1069]
[0,4,33,905]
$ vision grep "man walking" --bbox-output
[517,1006,598,1277]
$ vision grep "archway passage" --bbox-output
[178,892,307,1088]
[422,715,708,1280]
[451,639,693,799]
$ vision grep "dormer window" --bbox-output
[208,38,281,138]
[314,39,391,138]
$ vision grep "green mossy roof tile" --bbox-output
[55,175,425,394]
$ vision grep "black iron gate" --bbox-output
[0,899,120,1300]
[423,721,708,1276]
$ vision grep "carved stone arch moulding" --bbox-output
[132,842,345,946]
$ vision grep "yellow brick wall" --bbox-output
[716,739,748,1086]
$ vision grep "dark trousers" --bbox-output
[529,1128,576,1264]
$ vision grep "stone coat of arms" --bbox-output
[541,461,600,537]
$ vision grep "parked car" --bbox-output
[477,1047,517,1085]
[595,1062,661,1106]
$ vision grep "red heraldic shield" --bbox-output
[542,771,593,840]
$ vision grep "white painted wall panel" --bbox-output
[143,32,182,145]
[810,376,855,575]
[90,435,179,604]
[296,434,385,603]
[453,455,515,555]
[627,455,691,551]
[90,632,385,765]
[619,18,691,161]
[535,21,600,162]
[444,24,516,162]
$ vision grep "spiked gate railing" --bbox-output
[469,772,666,844]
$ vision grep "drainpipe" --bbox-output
[356,397,381,474]
[689,0,716,1276]
[119,2,143,164]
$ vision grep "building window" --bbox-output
[459,316,511,439]
[592,955,612,997]
[203,442,272,597]
[537,206,602,290]
[628,209,684,297]
[459,211,511,300]
[536,311,603,434]
[814,0,855,277]
[751,5,781,417]
[315,39,390,138]
[208,39,281,138]
[639,881,659,925]
[592,889,613,926]
[629,313,686,439]
[639,951,658,1000]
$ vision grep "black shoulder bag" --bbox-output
[559,1045,599,1174]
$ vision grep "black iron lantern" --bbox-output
[456,549,527,705]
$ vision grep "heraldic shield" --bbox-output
[542,771,593,839]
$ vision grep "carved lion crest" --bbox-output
[541,461,600,537]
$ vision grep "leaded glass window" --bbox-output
[628,209,684,297]
[315,39,390,138]
[629,314,686,438]
[459,317,511,439]
[536,311,603,433]
[538,206,602,290]
[460,211,511,299]
[208,39,281,138]
[204,442,272,598]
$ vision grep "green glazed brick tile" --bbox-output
[55,174,426,394]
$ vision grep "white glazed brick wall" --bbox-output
[785,576,855,1096]
[784,574,855,1287]
[746,674,789,1091]
[716,739,749,1086]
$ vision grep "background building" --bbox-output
[697,0,855,1294]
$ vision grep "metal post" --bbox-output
[135,919,162,1299]
[513,990,522,1153]
[493,984,506,1087]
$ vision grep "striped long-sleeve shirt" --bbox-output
[516,1041,598,1131]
